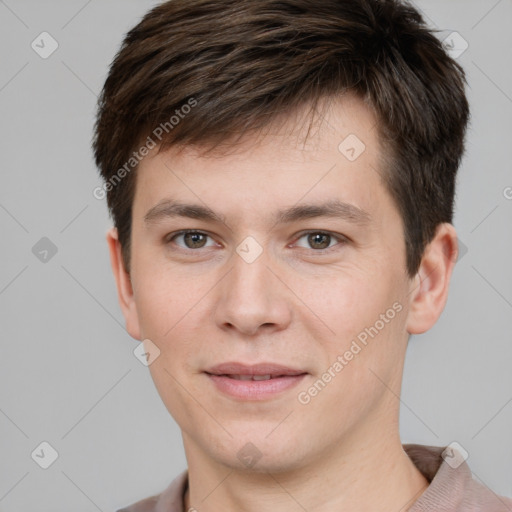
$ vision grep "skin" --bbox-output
[107,94,458,512]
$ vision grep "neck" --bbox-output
[182,425,429,512]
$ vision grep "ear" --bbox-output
[406,223,458,335]
[106,227,141,341]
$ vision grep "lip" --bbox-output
[205,362,308,400]
[206,373,307,400]
[206,362,306,377]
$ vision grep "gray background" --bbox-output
[0,1,511,510]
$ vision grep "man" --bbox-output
[93,0,512,510]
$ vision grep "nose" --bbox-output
[213,247,292,336]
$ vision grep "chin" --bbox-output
[212,435,311,475]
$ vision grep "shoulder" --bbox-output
[404,443,512,512]
[116,495,159,512]
[116,469,188,512]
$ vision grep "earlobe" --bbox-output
[106,227,141,341]
[405,223,458,335]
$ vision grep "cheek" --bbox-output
[295,300,407,436]
[132,265,208,340]
[132,267,215,380]
[294,266,408,396]
[147,357,200,432]
[295,269,395,340]
[142,313,207,427]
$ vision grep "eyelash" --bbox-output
[292,231,348,252]
[165,229,348,253]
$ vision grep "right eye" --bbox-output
[166,230,218,250]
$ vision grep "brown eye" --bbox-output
[183,232,207,248]
[168,231,216,249]
[293,231,347,251]
[307,233,331,249]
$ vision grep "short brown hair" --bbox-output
[93,0,469,276]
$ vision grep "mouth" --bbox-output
[208,374,301,381]
[204,362,308,400]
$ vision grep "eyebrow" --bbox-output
[143,198,371,227]
[144,200,227,225]
[274,200,371,225]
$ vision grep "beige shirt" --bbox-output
[117,444,512,511]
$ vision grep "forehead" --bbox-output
[133,94,388,222]
[179,93,381,160]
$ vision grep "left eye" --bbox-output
[169,231,217,249]
[294,232,345,250]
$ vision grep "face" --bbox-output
[112,95,427,473]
